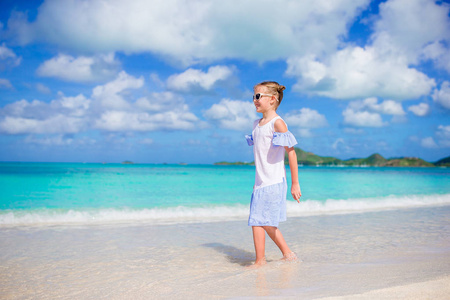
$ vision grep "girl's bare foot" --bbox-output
[281,252,298,262]
[246,257,267,269]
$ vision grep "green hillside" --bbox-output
[288,148,439,167]
[216,147,447,167]
[434,156,450,167]
[288,148,343,166]
[345,153,387,166]
[383,157,434,167]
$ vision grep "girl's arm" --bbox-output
[285,147,301,202]
[274,119,302,202]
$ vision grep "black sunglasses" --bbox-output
[253,93,279,102]
[253,93,273,101]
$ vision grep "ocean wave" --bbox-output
[287,193,450,216]
[0,205,250,227]
[1,193,449,227]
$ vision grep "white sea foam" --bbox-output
[287,193,450,216]
[1,193,449,227]
[0,205,250,227]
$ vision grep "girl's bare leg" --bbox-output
[263,226,296,259]
[252,226,267,265]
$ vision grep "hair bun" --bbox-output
[254,81,286,106]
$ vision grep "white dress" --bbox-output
[245,116,298,227]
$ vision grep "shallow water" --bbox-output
[1,163,449,227]
[1,163,449,298]
[1,206,449,299]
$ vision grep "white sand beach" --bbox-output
[1,205,449,299]
[321,276,450,300]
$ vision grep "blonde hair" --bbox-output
[254,81,286,108]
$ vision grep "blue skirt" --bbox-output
[248,179,287,227]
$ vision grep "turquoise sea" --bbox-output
[1,162,449,226]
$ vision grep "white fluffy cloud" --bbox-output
[0,71,200,134]
[373,0,450,63]
[432,81,450,109]
[421,137,439,149]
[3,0,370,65]
[436,125,450,148]
[167,65,233,92]
[0,43,21,68]
[286,47,435,100]
[422,41,450,73]
[91,71,144,110]
[204,99,256,131]
[342,109,385,127]
[286,0,449,100]
[0,78,13,89]
[24,134,74,146]
[283,108,328,137]
[415,125,450,149]
[93,86,201,132]
[94,109,199,132]
[24,135,97,146]
[36,83,51,94]
[436,125,450,140]
[37,53,120,82]
[342,98,406,127]
[0,94,90,134]
[348,98,405,115]
[408,103,430,116]
[332,138,351,152]
[284,108,328,128]
[0,115,84,135]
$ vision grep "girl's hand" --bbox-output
[291,182,301,203]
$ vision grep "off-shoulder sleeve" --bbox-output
[273,131,297,148]
[245,134,254,146]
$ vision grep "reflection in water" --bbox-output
[254,262,300,296]
[202,242,301,296]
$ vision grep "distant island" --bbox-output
[215,148,450,167]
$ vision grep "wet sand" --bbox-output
[1,205,449,299]
[321,276,450,300]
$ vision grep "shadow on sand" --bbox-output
[202,243,254,267]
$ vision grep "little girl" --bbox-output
[245,81,301,267]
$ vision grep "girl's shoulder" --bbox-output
[274,117,288,132]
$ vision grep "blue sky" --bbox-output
[0,0,449,164]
